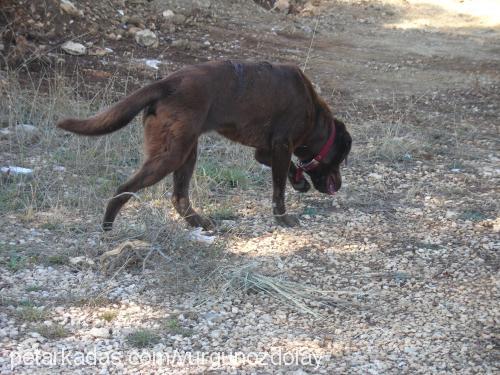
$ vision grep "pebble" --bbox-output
[134,29,158,48]
[61,41,87,55]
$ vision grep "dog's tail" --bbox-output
[57,80,174,136]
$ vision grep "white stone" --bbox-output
[162,10,174,19]
[61,41,86,55]
[135,29,159,48]
[60,0,83,17]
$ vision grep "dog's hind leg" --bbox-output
[102,125,198,231]
[171,142,215,231]
[102,155,175,230]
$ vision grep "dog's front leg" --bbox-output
[271,140,300,227]
[254,149,310,193]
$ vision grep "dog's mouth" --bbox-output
[326,175,337,195]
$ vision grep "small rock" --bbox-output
[368,173,383,180]
[106,33,121,41]
[88,327,109,338]
[0,128,11,139]
[274,0,290,12]
[135,29,158,47]
[61,41,86,55]
[60,0,83,17]
[15,124,40,142]
[209,330,221,339]
[127,27,142,36]
[162,10,174,19]
[69,256,95,267]
[171,14,186,25]
[124,15,144,28]
[171,39,190,50]
[88,47,113,57]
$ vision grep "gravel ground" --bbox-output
[1,0,499,373]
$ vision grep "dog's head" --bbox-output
[305,118,352,195]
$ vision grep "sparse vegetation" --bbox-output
[208,204,239,221]
[46,255,68,266]
[17,305,49,322]
[25,284,43,292]
[126,329,160,348]
[164,317,194,337]
[35,323,70,339]
[198,161,249,189]
[100,310,118,322]
[7,254,26,272]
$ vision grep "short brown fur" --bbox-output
[58,61,352,229]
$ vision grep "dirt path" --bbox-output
[0,1,498,374]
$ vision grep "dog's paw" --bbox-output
[290,177,311,193]
[274,213,300,227]
[102,221,113,231]
[186,215,216,231]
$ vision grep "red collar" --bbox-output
[294,122,336,183]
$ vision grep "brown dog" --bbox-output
[58,61,352,229]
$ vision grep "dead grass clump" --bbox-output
[35,323,70,339]
[353,119,423,162]
[212,263,370,318]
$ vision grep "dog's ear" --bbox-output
[333,117,352,162]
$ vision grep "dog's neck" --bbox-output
[295,113,335,163]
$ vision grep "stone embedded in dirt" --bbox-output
[123,15,144,28]
[0,128,11,139]
[171,14,187,25]
[15,124,41,142]
[127,26,142,36]
[106,33,122,41]
[301,2,321,16]
[135,29,158,47]
[88,46,113,57]
[274,0,290,12]
[60,0,84,17]
[171,39,191,50]
[162,10,175,19]
[88,327,109,338]
[69,256,95,267]
[61,41,86,55]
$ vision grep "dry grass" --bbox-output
[35,323,70,339]
[210,262,371,318]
